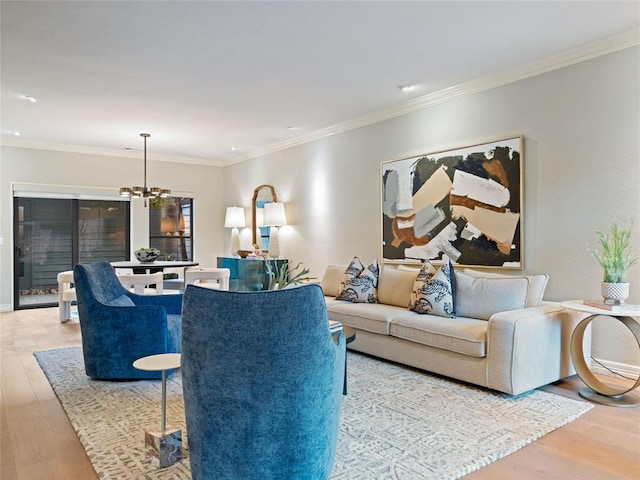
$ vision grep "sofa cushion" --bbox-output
[390,313,488,357]
[463,268,548,307]
[336,258,379,303]
[409,260,456,318]
[327,302,406,335]
[454,270,529,320]
[377,266,418,308]
[320,265,347,297]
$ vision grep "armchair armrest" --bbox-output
[80,303,172,379]
[129,292,184,315]
[486,303,591,395]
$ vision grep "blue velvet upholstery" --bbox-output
[181,283,346,480]
[73,261,183,380]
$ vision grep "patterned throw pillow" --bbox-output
[409,260,456,318]
[336,257,380,303]
[335,257,365,298]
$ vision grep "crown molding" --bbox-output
[225,28,639,166]
[0,137,224,167]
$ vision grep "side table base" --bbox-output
[145,428,183,467]
[578,388,640,408]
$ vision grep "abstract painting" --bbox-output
[381,136,523,268]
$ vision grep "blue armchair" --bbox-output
[73,261,183,380]
[181,284,346,480]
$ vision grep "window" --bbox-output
[148,196,193,261]
[14,197,129,309]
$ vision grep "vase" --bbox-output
[601,282,630,305]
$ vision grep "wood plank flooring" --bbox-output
[1,307,639,479]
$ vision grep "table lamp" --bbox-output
[224,206,246,256]
[263,202,287,258]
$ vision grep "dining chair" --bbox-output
[184,267,230,290]
[117,271,165,294]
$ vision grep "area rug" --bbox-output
[35,347,592,480]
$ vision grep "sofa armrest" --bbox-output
[486,303,592,395]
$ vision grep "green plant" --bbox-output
[266,261,316,289]
[588,219,639,283]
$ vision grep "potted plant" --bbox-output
[265,261,315,290]
[588,219,639,305]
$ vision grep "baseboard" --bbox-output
[590,357,640,379]
[0,304,13,313]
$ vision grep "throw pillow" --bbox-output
[409,260,456,318]
[336,257,380,303]
[462,268,549,307]
[320,264,347,297]
[335,257,365,298]
[454,270,529,320]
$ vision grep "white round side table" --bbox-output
[560,301,640,408]
[133,353,182,467]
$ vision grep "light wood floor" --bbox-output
[1,307,639,480]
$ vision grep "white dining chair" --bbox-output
[57,270,77,322]
[117,271,165,295]
[184,267,230,291]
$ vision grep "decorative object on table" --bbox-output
[263,202,287,258]
[224,206,246,256]
[134,247,160,263]
[236,249,253,258]
[381,136,523,268]
[119,133,171,207]
[133,354,183,468]
[265,260,314,289]
[588,219,639,305]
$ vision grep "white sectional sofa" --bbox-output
[321,264,591,395]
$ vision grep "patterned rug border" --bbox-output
[35,346,593,480]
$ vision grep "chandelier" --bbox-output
[119,133,171,201]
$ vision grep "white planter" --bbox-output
[601,282,630,305]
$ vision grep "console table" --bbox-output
[561,301,640,407]
[217,257,288,291]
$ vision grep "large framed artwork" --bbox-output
[381,136,523,268]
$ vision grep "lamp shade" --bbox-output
[224,206,246,228]
[263,202,287,227]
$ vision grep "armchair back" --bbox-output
[181,284,345,480]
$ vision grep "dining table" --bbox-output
[111,260,199,275]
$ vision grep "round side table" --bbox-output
[560,301,640,408]
[133,353,182,467]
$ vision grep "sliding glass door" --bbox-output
[14,197,130,309]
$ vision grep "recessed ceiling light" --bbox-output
[286,126,299,131]
[398,85,417,92]
[23,95,37,103]
[12,131,21,136]
[231,146,238,151]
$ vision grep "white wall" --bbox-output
[0,146,225,310]
[224,47,640,369]
[1,46,637,371]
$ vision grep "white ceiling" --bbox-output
[1,1,639,166]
